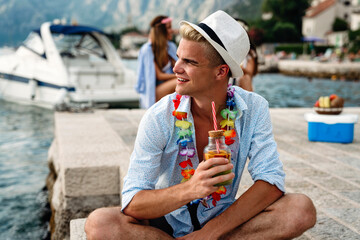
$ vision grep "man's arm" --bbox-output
[123,157,234,220]
[123,182,191,220]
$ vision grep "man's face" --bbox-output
[173,39,219,97]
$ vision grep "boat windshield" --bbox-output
[23,32,45,56]
[53,33,106,61]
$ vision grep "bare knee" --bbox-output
[85,208,108,240]
[85,207,125,240]
[283,194,317,237]
[291,194,316,228]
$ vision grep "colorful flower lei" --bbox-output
[173,84,237,208]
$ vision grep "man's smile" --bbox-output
[177,77,189,82]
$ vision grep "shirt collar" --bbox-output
[177,95,191,113]
[233,87,248,120]
[176,86,248,120]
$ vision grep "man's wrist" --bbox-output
[201,222,224,239]
[179,179,198,203]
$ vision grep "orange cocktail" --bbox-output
[204,150,232,186]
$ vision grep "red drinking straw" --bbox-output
[211,101,218,130]
[211,101,220,153]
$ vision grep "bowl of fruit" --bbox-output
[313,94,344,115]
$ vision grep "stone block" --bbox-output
[54,112,131,197]
[70,218,87,240]
[63,165,120,197]
[49,112,131,239]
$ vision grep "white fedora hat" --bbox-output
[180,10,250,78]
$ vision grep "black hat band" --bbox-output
[198,23,227,51]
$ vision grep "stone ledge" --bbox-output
[48,112,130,239]
[70,218,87,240]
[54,112,129,197]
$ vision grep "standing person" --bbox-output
[135,15,178,109]
[85,11,316,239]
[233,18,258,92]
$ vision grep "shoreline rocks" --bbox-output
[278,60,360,80]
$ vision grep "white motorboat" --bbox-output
[0,22,139,109]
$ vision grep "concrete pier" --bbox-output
[278,60,360,80]
[47,108,360,239]
[47,110,144,239]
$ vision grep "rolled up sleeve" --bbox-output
[247,100,285,193]
[121,110,169,211]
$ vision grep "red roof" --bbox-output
[305,0,336,18]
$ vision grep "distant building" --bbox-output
[327,30,349,46]
[302,0,360,46]
[121,31,148,51]
[352,10,360,30]
[120,31,148,59]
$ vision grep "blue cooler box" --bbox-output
[304,113,358,143]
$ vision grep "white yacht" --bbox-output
[0,22,139,109]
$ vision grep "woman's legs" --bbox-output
[156,78,177,101]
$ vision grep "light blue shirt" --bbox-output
[134,41,178,109]
[122,86,285,237]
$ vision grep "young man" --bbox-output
[85,11,316,239]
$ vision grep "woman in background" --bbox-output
[135,15,178,109]
[239,41,258,91]
[233,18,258,92]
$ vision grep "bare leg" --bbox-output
[156,78,177,101]
[220,193,316,240]
[85,207,174,240]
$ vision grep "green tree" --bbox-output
[332,17,348,31]
[254,18,277,42]
[260,0,310,42]
[262,0,310,31]
[273,22,299,43]
[120,26,141,35]
[348,29,360,53]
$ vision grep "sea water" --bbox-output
[123,58,360,108]
[0,60,359,239]
[0,101,53,240]
[254,73,360,107]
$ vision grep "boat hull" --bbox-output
[0,73,139,109]
[0,22,140,109]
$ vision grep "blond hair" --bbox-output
[179,22,225,67]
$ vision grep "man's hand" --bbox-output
[123,157,233,220]
[186,157,234,199]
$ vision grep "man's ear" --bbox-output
[216,64,230,79]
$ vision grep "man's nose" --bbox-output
[173,59,181,74]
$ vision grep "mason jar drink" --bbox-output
[203,130,232,186]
